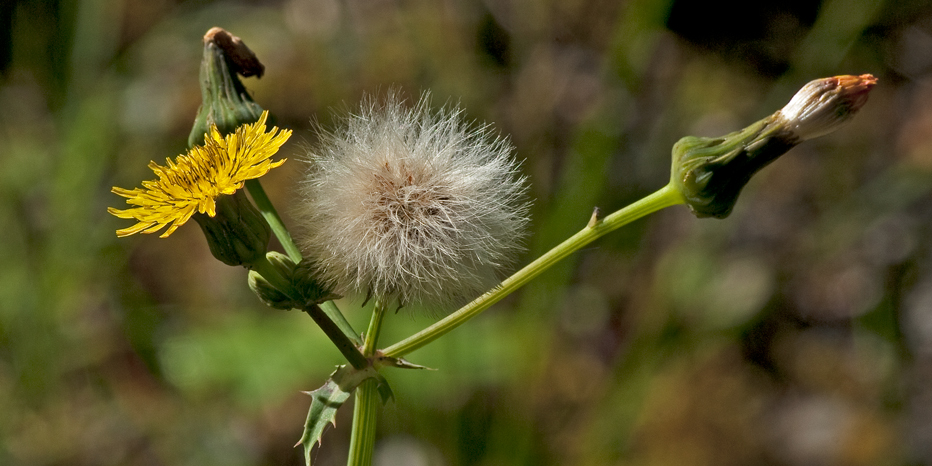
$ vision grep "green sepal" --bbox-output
[298,365,391,465]
[292,259,342,307]
[670,115,798,218]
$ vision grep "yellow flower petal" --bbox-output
[108,110,291,237]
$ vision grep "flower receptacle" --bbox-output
[671,116,797,218]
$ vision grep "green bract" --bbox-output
[671,116,797,218]
[193,190,271,266]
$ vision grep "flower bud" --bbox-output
[193,190,271,266]
[248,270,293,310]
[777,74,877,141]
[671,74,876,219]
[188,28,266,147]
[671,118,795,218]
[249,252,298,310]
[248,254,341,310]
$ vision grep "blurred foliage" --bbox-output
[2,0,932,465]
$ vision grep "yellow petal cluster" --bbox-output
[109,111,291,237]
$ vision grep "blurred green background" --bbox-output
[2,0,930,464]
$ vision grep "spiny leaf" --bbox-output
[297,364,389,465]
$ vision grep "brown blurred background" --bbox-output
[1,0,930,465]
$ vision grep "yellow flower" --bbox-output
[109,111,291,237]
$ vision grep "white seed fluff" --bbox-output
[298,93,530,309]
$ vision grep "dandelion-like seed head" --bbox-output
[109,111,291,237]
[298,93,531,309]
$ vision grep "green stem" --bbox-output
[362,299,388,356]
[346,379,379,466]
[245,179,302,262]
[347,299,388,466]
[302,304,368,370]
[382,183,684,358]
[322,301,362,346]
[245,178,360,344]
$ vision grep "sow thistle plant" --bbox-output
[109,28,877,466]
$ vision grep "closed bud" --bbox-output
[248,269,294,310]
[193,190,271,266]
[265,251,296,272]
[188,28,266,147]
[777,74,877,141]
[671,74,876,219]
[248,252,298,309]
[248,253,340,310]
[671,117,796,218]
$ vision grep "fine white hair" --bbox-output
[297,92,530,310]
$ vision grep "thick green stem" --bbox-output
[346,379,379,466]
[382,183,685,358]
[347,300,389,466]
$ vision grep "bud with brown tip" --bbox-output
[671,74,877,218]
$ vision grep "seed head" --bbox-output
[297,93,530,309]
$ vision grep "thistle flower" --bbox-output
[109,111,291,237]
[298,94,530,309]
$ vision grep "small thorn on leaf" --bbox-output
[587,207,603,228]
